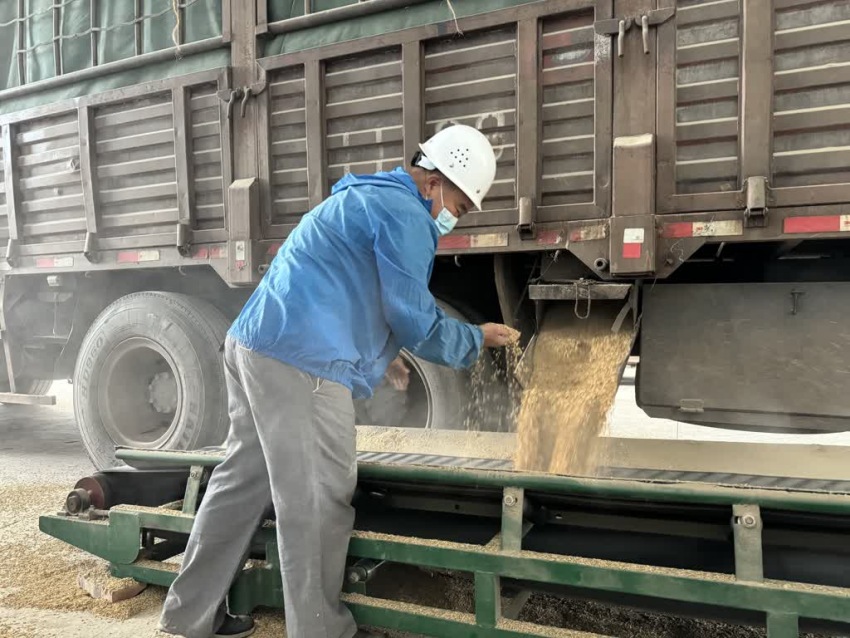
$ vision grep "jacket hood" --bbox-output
[331,168,430,210]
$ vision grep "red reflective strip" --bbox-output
[117,252,139,264]
[784,216,841,234]
[193,246,226,260]
[536,230,562,245]
[438,235,472,250]
[622,243,642,259]
[661,222,694,238]
[36,258,53,268]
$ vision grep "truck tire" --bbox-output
[24,379,53,395]
[74,292,230,469]
[0,377,53,405]
[0,378,52,396]
[355,301,506,431]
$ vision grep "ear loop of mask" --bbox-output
[433,180,452,217]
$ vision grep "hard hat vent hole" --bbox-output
[451,147,469,168]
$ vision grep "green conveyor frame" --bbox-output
[39,448,850,638]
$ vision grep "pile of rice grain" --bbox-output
[0,620,34,638]
[0,483,165,624]
[513,306,633,475]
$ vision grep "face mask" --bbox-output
[432,183,458,236]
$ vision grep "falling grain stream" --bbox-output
[513,305,634,476]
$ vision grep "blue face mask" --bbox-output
[432,183,458,236]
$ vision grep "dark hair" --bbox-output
[410,151,444,179]
[409,150,426,168]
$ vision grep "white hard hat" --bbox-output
[419,124,497,210]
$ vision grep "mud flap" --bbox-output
[639,282,850,433]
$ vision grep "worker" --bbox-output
[157,124,519,638]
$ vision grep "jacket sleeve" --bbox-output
[372,200,483,369]
[409,305,484,369]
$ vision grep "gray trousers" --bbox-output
[159,337,358,638]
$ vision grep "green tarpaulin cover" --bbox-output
[0,0,540,115]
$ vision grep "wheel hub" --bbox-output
[97,337,183,449]
[149,371,179,414]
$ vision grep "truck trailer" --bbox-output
[2,0,850,468]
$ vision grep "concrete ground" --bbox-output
[0,382,846,637]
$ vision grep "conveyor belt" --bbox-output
[604,467,850,493]
[356,450,850,494]
[124,446,850,495]
[356,450,511,471]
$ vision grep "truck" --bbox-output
[2,0,849,468]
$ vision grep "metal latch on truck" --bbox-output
[517,197,537,240]
[745,176,769,228]
[218,65,268,120]
[595,7,676,56]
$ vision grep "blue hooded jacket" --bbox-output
[228,168,484,399]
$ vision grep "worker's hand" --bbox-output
[385,357,410,391]
[480,323,520,349]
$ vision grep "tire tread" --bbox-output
[73,291,231,468]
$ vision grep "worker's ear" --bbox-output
[424,173,443,198]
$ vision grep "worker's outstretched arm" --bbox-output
[373,204,483,369]
[409,305,483,368]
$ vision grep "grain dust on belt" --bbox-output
[513,305,633,475]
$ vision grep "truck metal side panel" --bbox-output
[16,111,87,253]
[540,12,598,211]
[657,0,850,214]
[5,0,850,267]
[425,26,518,212]
[265,65,308,236]
[0,69,231,267]
[656,0,743,213]
[189,82,227,233]
[258,0,613,237]
[0,142,9,244]
[327,48,404,197]
[772,0,850,207]
[94,91,179,244]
